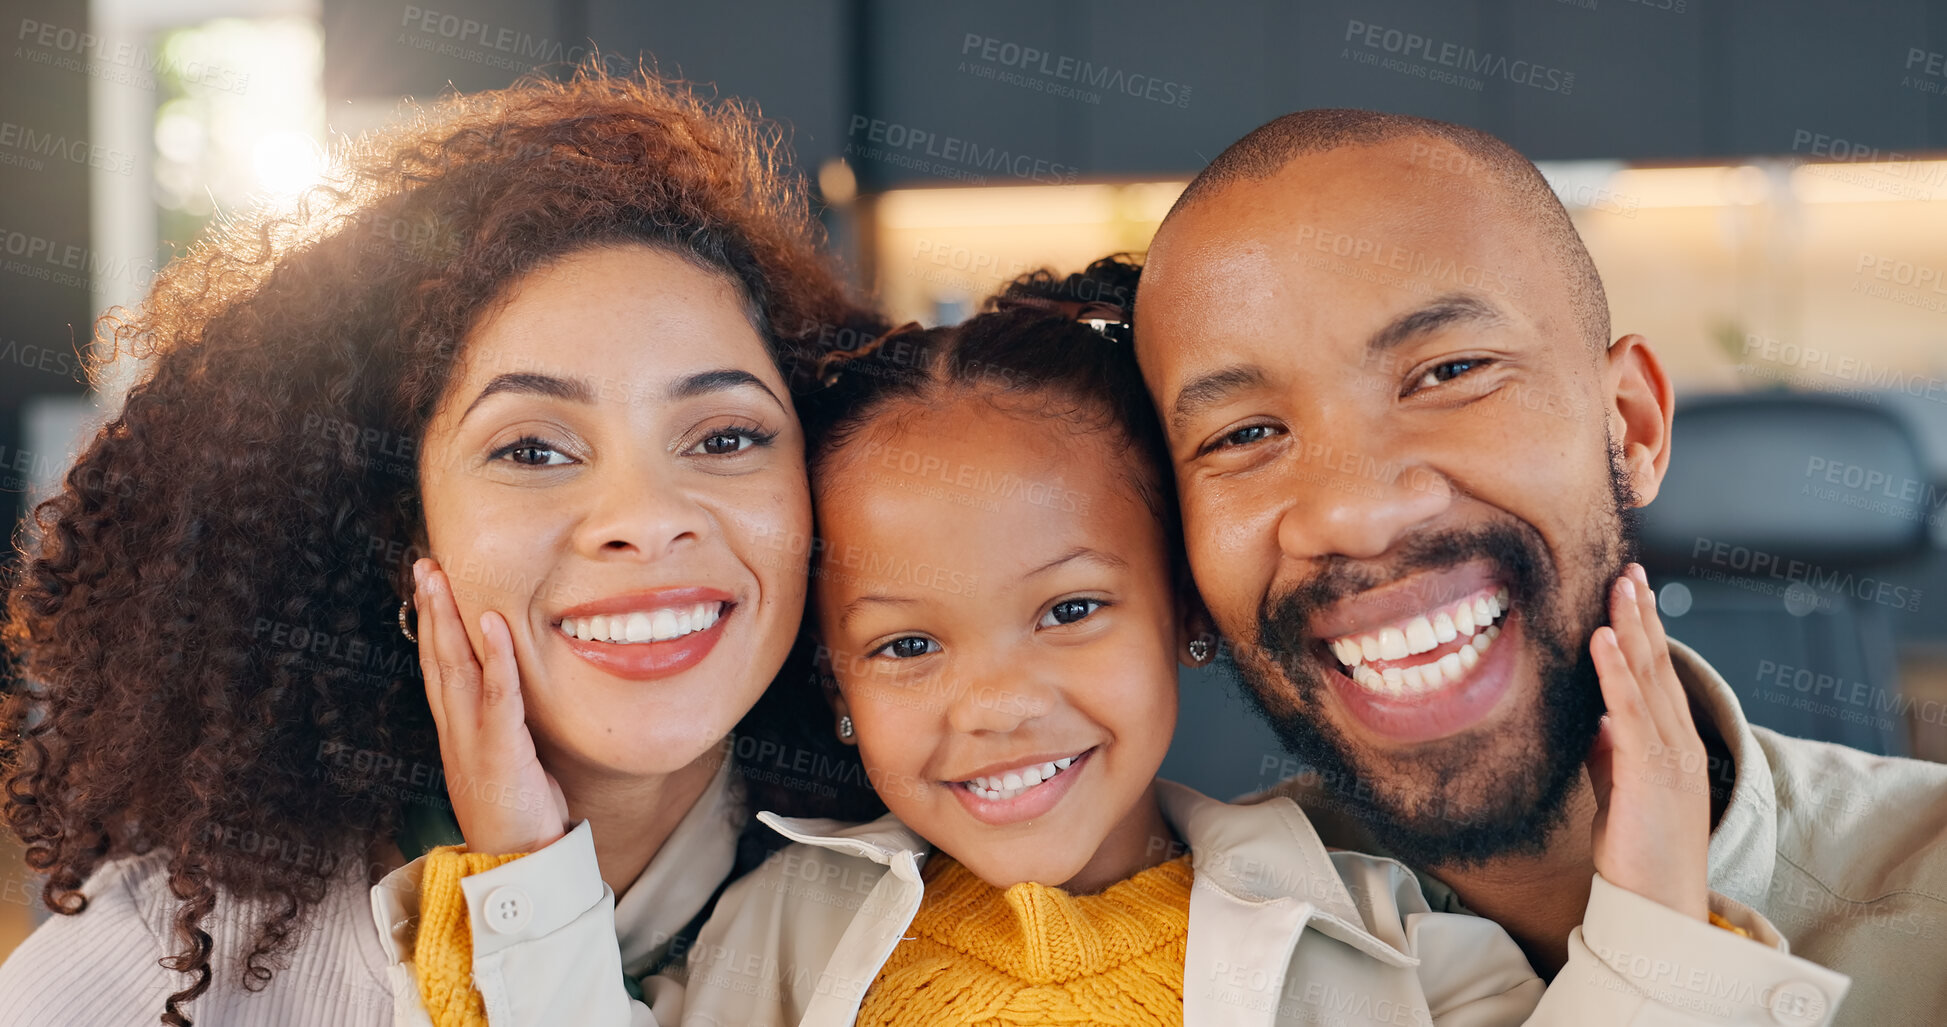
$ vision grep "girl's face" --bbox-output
[815,395,1185,893]
[417,244,809,782]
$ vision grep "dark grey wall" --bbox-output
[0,0,95,539]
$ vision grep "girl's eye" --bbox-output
[1038,598,1103,629]
[874,636,940,660]
[1410,358,1490,394]
[493,437,572,466]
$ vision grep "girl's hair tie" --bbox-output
[991,295,1132,344]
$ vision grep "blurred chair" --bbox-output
[1639,392,1933,756]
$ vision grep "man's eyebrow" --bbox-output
[668,368,786,411]
[1368,293,1506,354]
[460,372,593,424]
[1025,546,1128,578]
[1169,364,1269,432]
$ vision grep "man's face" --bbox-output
[1136,137,1654,867]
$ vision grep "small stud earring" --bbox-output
[1188,638,1211,663]
[398,599,417,644]
[837,714,855,740]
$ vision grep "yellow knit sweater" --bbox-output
[856,852,1195,1027]
[413,845,526,1027]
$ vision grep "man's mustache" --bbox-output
[1256,520,1553,676]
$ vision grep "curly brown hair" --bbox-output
[1,65,876,1025]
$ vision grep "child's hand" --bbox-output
[1584,563,1710,922]
[414,559,569,855]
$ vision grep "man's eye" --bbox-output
[875,636,939,659]
[1038,599,1103,628]
[494,438,571,466]
[1218,424,1282,449]
[1411,358,1490,393]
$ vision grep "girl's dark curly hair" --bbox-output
[1,65,876,1025]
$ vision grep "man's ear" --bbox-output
[1606,333,1675,507]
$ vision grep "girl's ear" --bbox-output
[812,637,858,746]
[1176,586,1219,671]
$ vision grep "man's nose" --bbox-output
[1276,430,1453,562]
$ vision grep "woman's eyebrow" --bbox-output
[458,367,786,426]
[460,371,592,424]
[669,368,786,411]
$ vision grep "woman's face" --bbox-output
[418,244,810,781]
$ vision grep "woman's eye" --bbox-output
[1411,358,1489,393]
[687,426,776,457]
[875,636,939,659]
[493,438,571,466]
[1039,599,1103,628]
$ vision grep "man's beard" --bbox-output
[1236,444,1640,870]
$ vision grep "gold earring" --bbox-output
[398,599,417,643]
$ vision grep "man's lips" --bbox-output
[1320,609,1523,744]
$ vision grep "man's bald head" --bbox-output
[1163,108,1610,354]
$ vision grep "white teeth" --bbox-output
[562,603,723,644]
[1325,586,1511,699]
[960,753,1082,801]
[1404,616,1438,655]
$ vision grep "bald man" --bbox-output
[1136,110,1947,1027]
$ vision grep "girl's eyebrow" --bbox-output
[1025,546,1128,578]
[459,367,784,427]
[839,592,920,629]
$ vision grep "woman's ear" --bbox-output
[1176,586,1219,671]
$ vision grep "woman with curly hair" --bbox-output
[0,66,879,1026]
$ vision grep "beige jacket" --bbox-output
[398,776,1845,1026]
[1275,640,1943,1027]
[369,757,743,1027]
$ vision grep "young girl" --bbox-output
[404,262,1847,1026]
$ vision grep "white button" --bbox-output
[483,886,532,934]
[1769,980,1827,1026]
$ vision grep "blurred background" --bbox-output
[3,0,1946,954]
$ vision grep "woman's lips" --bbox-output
[551,587,737,681]
[948,747,1095,826]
